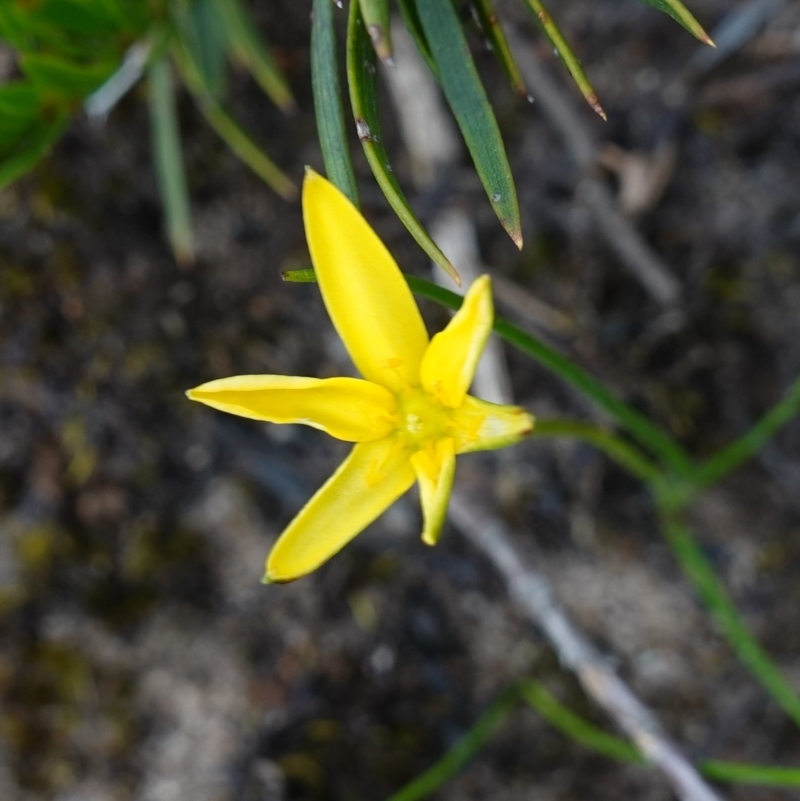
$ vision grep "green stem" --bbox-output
[533,419,662,485]
[659,511,800,728]
[405,275,696,478]
[691,373,800,491]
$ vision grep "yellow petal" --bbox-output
[410,438,456,546]
[451,395,535,454]
[265,437,415,582]
[420,275,493,408]
[187,375,397,441]
[303,168,429,392]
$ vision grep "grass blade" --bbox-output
[660,513,800,729]
[691,372,800,491]
[635,0,714,45]
[470,0,529,100]
[346,2,460,284]
[212,0,296,112]
[520,0,606,119]
[148,56,194,265]
[701,761,800,787]
[404,275,695,476]
[21,53,115,97]
[415,0,522,248]
[383,679,800,801]
[520,681,643,763]
[385,689,517,801]
[0,111,69,190]
[357,0,392,63]
[175,0,227,100]
[533,419,662,484]
[174,42,296,200]
[395,0,437,75]
[521,681,800,787]
[311,0,359,205]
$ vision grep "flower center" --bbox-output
[394,387,451,449]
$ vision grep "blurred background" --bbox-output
[1,0,800,799]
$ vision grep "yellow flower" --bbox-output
[187,169,534,582]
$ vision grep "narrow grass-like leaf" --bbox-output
[660,513,800,729]
[175,42,296,200]
[0,84,42,118]
[36,0,120,37]
[635,0,714,45]
[0,114,39,148]
[385,689,517,801]
[174,0,227,100]
[357,0,392,63]
[521,0,606,119]
[346,3,459,284]
[395,0,437,75]
[382,679,800,801]
[690,372,800,491]
[212,0,296,112]
[416,0,522,248]
[311,0,359,205]
[0,111,69,190]
[21,53,115,97]
[521,681,800,787]
[470,0,529,99]
[404,275,695,476]
[520,681,643,763]
[148,56,194,265]
[0,6,83,59]
[701,761,800,787]
[533,419,662,484]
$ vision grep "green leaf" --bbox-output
[520,0,606,119]
[415,0,523,248]
[661,515,800,729]
[0,117,38,150]
[174,0,227,100]
[691,373,800,491]
[395,0,437,75]
[635,0,714,45]
[346,2,460,285]
[0,111,70,191]
[357,0,392,63]
[174,43,297,200]
[36,0,122,37]
[520,681,643,764]
[0,6,71,55]
[0,84,43,119]
[385,689,517,801]
[148,56,194,265]
[311,0,359,206]
[21,53,116,98]
[469,0,529,99]
[211,0,295,112]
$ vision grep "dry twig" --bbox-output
[448,491,726,801]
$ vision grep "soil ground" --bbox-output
[1,1,800,799]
